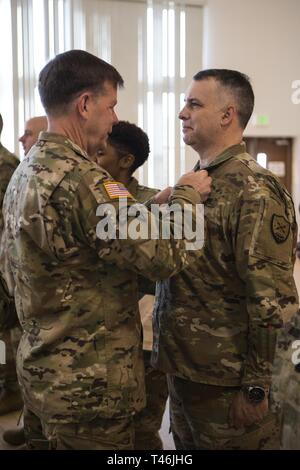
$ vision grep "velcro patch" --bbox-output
[271,214,290,244]
[103,181,134,200]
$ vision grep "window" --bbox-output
[0,0,203,185]
[256,152,268,169]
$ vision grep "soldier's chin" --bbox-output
[183,135,191,145]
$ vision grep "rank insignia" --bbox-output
[271,214,290,243]
[103,181,134,200]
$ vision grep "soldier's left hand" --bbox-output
[229,390,269,429]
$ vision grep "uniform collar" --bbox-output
[38,132,91,162]
[194,142,246,172]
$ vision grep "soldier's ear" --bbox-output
[220,105,234,127]
[120,154,135,170]
[77,93,90,119]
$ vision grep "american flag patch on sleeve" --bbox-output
[103,181,134,200]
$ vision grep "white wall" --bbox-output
[203,0,300,226]
[0,0,14,151]
[203,0,300,137]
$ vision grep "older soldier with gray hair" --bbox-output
[1,50,211,450]
[152,69,299,450]
[19,116,47,156]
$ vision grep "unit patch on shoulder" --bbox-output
[103,181,134,200]
[271,214,290,244]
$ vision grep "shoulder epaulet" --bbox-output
[236,153,293,203]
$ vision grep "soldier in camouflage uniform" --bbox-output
[271,308,300,449]
[152,69,299,449]
[297,206,300,259]
[0,113,22,416]
[1,114,47,446]
[19,116,47,156]
[96,121,169,450]
[0,50,211,450]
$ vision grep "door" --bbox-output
[244,137,292,192]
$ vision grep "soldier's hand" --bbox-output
[153,186,172,204]
[177,170,212,202]
[229,391,269,429]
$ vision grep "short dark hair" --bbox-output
[108,121,150,174]
[39,49,124,115]
[193,69,254,129]
[0,113,3,135]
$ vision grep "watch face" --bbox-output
[248,387,265,403]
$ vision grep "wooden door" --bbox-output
[244,137,292,192]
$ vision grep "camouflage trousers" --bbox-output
[134,350,168,450]
[22,351,167,450]
[23,406,135,450]
[0,326,22,392]
[280,401,300,450]
[167,375,280,450]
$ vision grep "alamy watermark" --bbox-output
[0,340,5,365]
[96,200,205,251]
[291,80,300,104]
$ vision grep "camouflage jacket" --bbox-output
[127,177,158,204]
[0,143,19,236]
[2,132,201,423]
[127,177,159,351]
[0,143,19,329]
[152,142,299,388]
[271,308,300,449]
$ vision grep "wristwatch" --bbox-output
[242,386,267,404]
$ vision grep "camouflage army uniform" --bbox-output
[127,177,168,450]
[152,142,299,450]
[0,143,22,413]
[272,306,300,449]
[1,132,201,450]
